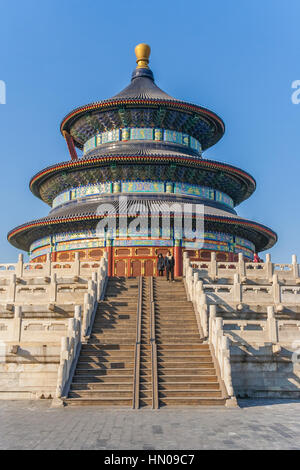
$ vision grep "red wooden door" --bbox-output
[144,260,154,276]
[115,259,126,277]
[131,260,141,277]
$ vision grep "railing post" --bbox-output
[13,305,22,342]
[92,271,98,299]
[73,252,80,276]
[272,274,281,304]
[75,305,82,343]
[45,253,51,276]
[199,292,208,337]
[16,254,23,278]
[7,274,16,302]
[82,292,90,339]
[265,253,273,281]
[238,253,245,278]
[292,254,299,280]
[183,251,189,277]
[209,304,216,341]
[193,271,199,301]
[49,273,57,302]
[210,252,217,280]
[75,304,81,321]
[267,305,278,343]
[233,273,241,303]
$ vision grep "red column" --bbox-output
[107,246,113,277]
[63,131,78,161]
[174,244,183,277]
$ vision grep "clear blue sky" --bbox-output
[0,0,299,263]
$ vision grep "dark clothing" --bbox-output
[157,256,165,276]
[165,255,175,281]
[164,256,175,270]
[157,256,165,270]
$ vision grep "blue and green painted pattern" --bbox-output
[83,128,202,155]
[29,229,255,260]
[52,181,234,209]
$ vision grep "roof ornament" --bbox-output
[135,43,151,69]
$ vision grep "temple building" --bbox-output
[7,44,277,277]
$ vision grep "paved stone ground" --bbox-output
[0,400,299,450]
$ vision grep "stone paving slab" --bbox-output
[0,400,299,450]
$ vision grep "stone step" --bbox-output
[71,382,133,391]
[80,350,135,357]
[159,390,222,398]
[159,381,219,390]
[65,398,132,406]
[157,361,214,369]
[157,328,200,334]
[157,351,211,357]
[155,302,189,305]
[156,336,201,342]
[156,374,218,383]
[81,344,135,351]
[76,362,134,369]
[90,334,136,339]
[140,383,153,391]
[92,328,137,334]
[156,315,196,319]
[75,368,134,376]
[68,390,133,398]
[157,356,213,363]
[78,356,134,364]
[156,319,197,324]
[72,375,133,383]
[93,320,137,325]
[158,368,215,376]
[155,319,198,324]
[156,344,207,350]
[159,397,226,406]
[88,339,136,345]
[140,391,152,399]
[139,399,153,407]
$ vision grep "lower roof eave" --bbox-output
[7,213,277,254]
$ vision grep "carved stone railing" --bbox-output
[132,277,143,409]
[209,306,235,403]
[149,277,159,410]
[0,252,106,279]
[81,256,108,340]
[184,253,300,309]
[0,253,108,308]
[223,308,300,345]
[186,252,300,284]
[55,305,82,399]
[0,305,69,342]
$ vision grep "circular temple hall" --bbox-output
[7,44,277,277]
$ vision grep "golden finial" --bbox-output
[135,43,151,69]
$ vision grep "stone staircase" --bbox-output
[154,277,226,406]
[65,276,226,407]
[139,278,153,407]
[66,277,139,406]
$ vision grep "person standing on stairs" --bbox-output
[157,253,165,276]
[165,251,175,282]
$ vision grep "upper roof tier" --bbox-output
[60,44,225,152]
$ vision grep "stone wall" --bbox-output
[184,253,300,399]
[0,254,107,399]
